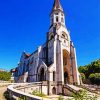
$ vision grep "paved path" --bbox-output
[0,86,7,100]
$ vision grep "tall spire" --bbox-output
[52,0,63,13]
[50,0,65,26]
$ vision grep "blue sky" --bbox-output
[0,0,100,71]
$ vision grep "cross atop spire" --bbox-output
[52,0,63,13]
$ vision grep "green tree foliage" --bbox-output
[78,59,100,85]
[78,65,90,78]
[80,73,86,82]
[0,71,11,81]
[89,73,100,85]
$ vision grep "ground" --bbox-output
[0,83,100,100]
[0,82,12,100]
[0,85,7,100]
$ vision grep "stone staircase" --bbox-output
[63,84,82,96]
[64,84,82,93]
[64,84,100,100]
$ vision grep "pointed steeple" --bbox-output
[50,0,65,26]
[52,0,63,13]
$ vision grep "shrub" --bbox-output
[58,95,64,100]
[89,73,100,85]
[69,90,98,100]
[32,90,46,97]
[18,96,28,100]
[3,91,15,100]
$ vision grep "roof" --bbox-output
[51,0,63,13]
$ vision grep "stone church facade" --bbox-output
[12,0,80,95]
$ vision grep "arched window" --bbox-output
[49,34,54,40]
[39,68,45,81]
[51,35,54,40]
[64,72,68,84]
[52,87,56,94]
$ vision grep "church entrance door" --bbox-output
[40,68,45,81]
[64,72,68,84]
[63,49,70,84]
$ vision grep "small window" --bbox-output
[50,35,54,40]
[56,17,58,22]
[55,13,58,15]
[53,71,55,81]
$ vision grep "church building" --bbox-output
[12,0,80,95]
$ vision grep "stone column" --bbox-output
[56,39,64,94]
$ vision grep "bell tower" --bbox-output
[50,0,65,26]
[47,0,80,95]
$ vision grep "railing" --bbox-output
[7,82,49,100]
[63,84,81,94]
[78,84,100,95]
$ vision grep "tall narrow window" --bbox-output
[53,71,55,81]
[56,17,58,22]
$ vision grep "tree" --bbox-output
[0,71,11,81]
[78,59,100,85]
[78,65,89,78]
[80,73,85,82]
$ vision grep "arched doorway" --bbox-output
[39,68,45,81]
[64,72,68,84]
[63,49,70,84]
[52,87,56,94]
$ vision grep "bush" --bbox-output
[78,59,100,85]
[58,95,64,100]
[18,96,28,100]
[0,71,11,81]
[68,90,98,100]
[4,91,15,100]
[32,90,46,97]
[89,73,100,85]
